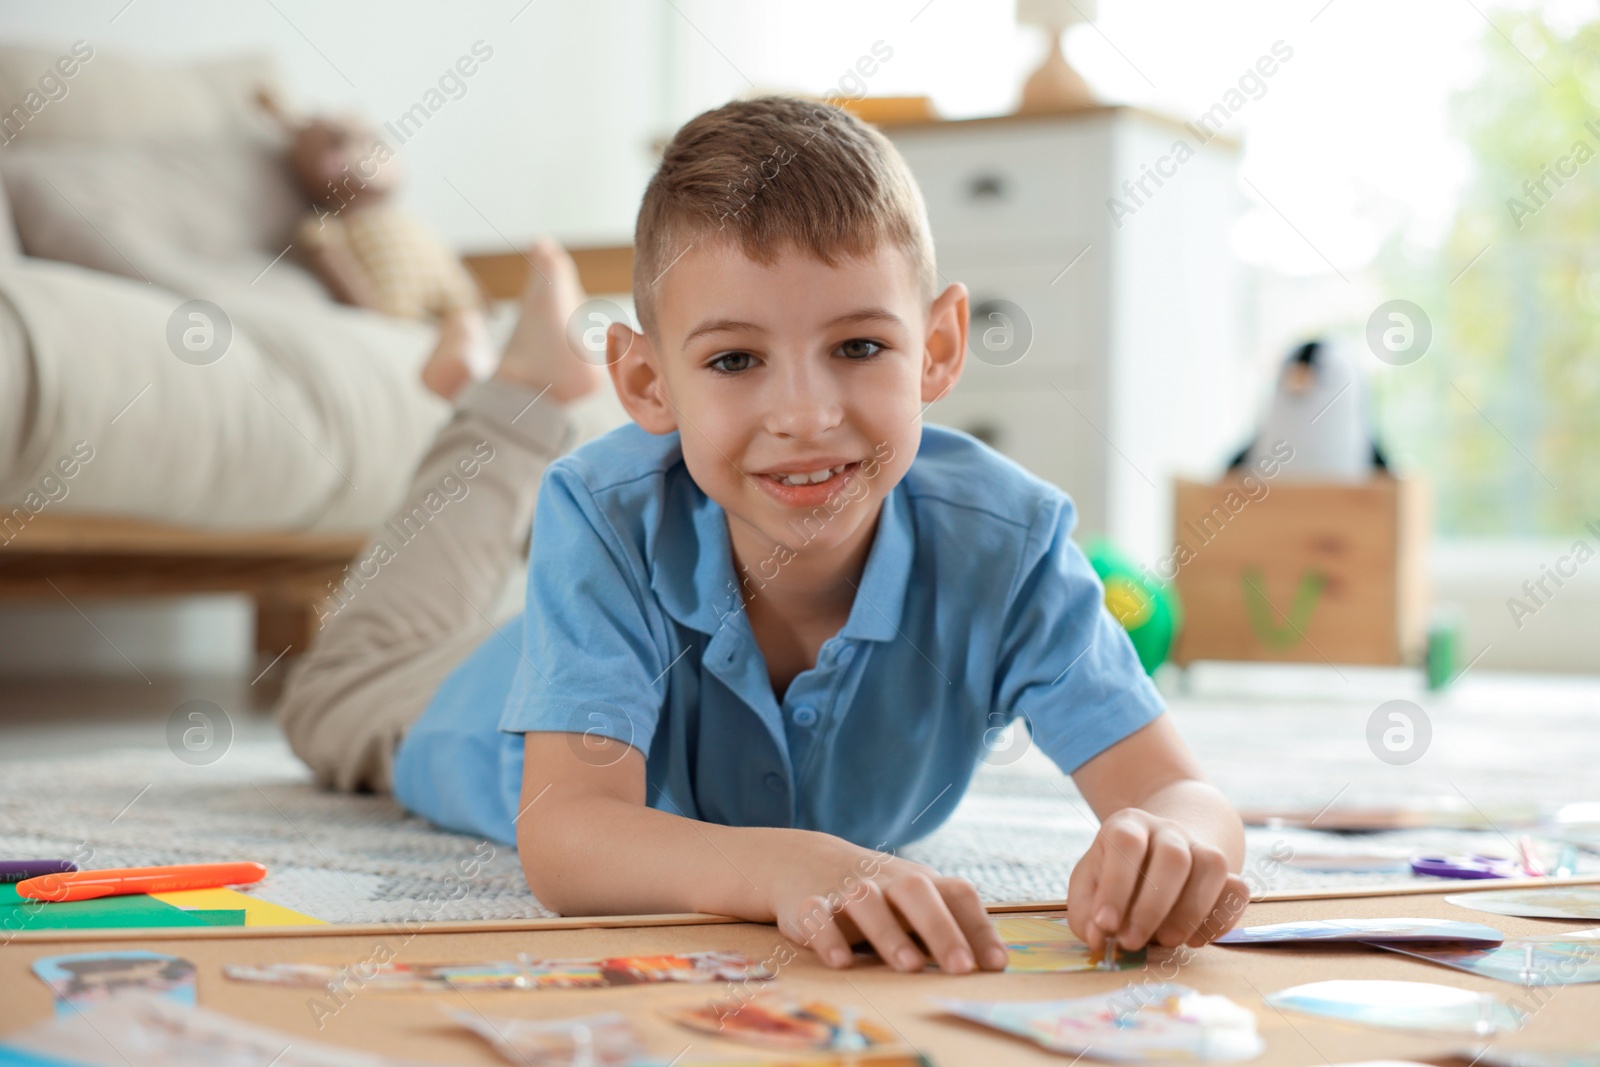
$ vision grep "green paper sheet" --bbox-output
[0,882,223,931]
[188,909,246,926]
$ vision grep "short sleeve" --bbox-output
[992,495,1165,774]
[498,464,669,758]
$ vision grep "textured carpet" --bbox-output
[1,667,1595,923]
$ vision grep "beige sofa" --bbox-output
[0,45,457,537]
[0,45,633,654]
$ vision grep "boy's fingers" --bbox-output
[935,877,1010,971]
[844,884,925,973]
[804,914,856,968]
[1118,828,1192,950]
[1089,815,1150,935]
[885,876,975,973]
[781,894,853,968]
[1066,843,1102,950]
[1151,846,1230,947]
[1187,873,1253,945]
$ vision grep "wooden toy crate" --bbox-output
[1169,476,1430,667]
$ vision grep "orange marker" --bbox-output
[15,862,267,902]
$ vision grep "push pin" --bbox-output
[1099,935,1119,972]
[835,1005,867,1051]
[1517,943,1539,987]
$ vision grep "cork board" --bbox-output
[7,873,1595,945]
[1,888,1594,1066]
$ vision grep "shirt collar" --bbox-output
[649,464,915,644]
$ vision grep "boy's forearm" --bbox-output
[1137,779,1246,869]
[517,795,848,919]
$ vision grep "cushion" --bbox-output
[0,137,328,305]
[0,172,18,260]
[0,256,450,533]
[0,46,281,144]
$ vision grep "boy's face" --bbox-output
[609,239,967,566]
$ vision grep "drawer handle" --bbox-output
[962,421,1003,449]
[965,173,1009,201]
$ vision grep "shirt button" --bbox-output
[791,704,819,727]
[763,772,786,793]
[835,643,856,665]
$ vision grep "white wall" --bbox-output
[655,0,1030,119]
[0,0,672,246]
[1432,541,1600,676]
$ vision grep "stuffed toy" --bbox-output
[258,89,488,397]
[1229,337,1388,481]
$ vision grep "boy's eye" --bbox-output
[708,351,756,375]
[708,341,884,374]
[839,339,885,360]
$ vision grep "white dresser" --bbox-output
[885,107,1246,563]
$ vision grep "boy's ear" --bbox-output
[922,281,968,404]
[607,322,678,434]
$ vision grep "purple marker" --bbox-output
[1410,854,1521,880]
[0,859,78,883]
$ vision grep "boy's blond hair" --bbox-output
[631,95,938,336]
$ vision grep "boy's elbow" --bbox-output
[515,815,582,915]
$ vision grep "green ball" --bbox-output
[1086,539,1182,675]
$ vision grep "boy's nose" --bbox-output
[764,363,844,439]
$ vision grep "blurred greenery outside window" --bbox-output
[1372,8,1600,539]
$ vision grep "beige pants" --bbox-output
[276,379,596,793]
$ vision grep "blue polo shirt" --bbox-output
[392,422,1165,847]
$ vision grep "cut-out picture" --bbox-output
[1219,918,1504,945]
[1448,889,1600,921]
[31,951,197,1016]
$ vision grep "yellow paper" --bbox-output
[152,887,326,926]
[994,914,1074,942]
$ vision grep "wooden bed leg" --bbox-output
[255,599,320,659]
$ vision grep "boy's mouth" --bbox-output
[752,461,861,507]
[763,462,855,487]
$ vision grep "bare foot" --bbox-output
[421,308,490,401]
[494,238,606,403]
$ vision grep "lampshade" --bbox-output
[1016,0,1097,29]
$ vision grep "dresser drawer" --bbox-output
[889,120,1110,247]
[922,383,1108,532]
[935,255,1104,390]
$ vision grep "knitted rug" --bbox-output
[2,667,1594,924]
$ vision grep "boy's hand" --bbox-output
[1068,807,1249,953]
[772,840,1009,974]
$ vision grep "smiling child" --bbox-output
[279,95,1248,974]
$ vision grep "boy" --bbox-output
[279,96,1247,976]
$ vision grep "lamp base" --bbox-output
[1016,34,1095,114]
